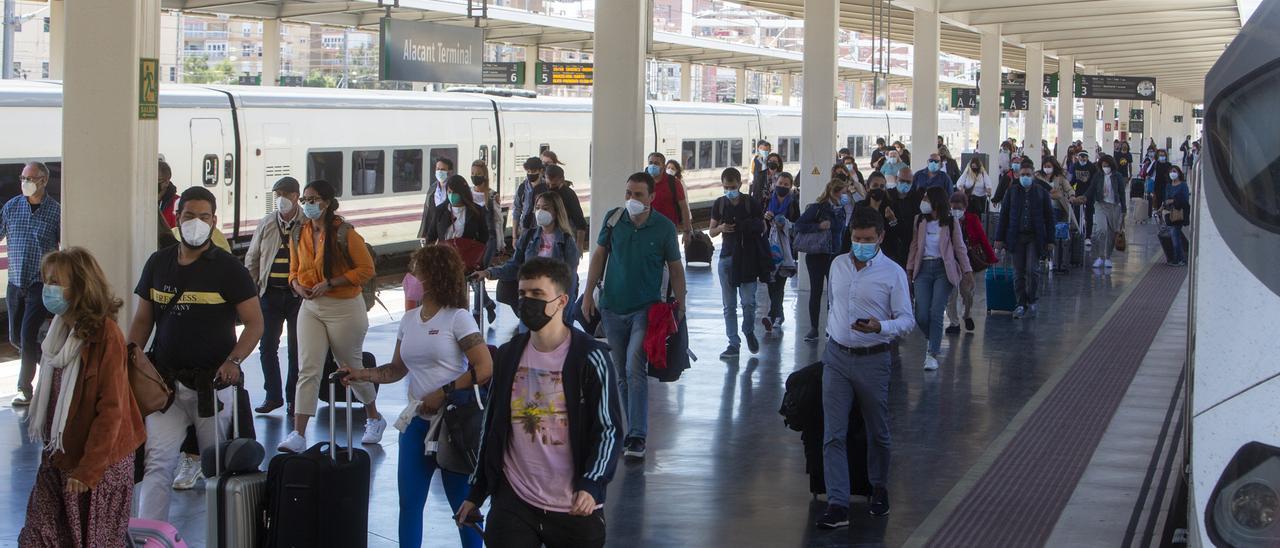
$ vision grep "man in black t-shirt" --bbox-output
[129,187,263,523]
[710,168,767,359]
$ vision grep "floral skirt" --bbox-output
[19,452,135,548]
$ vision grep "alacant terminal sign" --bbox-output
[380,18,483,84]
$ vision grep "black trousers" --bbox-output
[485,483,606,548]
[805,253,836,329]
[766,276,788,321]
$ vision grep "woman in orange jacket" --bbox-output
[20,247,145,547]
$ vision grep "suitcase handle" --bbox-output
[211,380,243,478]
[328,370,355,462]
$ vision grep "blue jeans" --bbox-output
[601,307,649,440]
[821,345,892,507]
[1012,238,1044,306]
[259,287,301,404]
[913,259,954,356]
[399,416,483,548]
[7,282,49,395]
[1170,225,1187,263]
[717,255,757,346]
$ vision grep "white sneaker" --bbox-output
[1104,259,1114,269]
[362,417,387,445]
[1084,238,1093,248]
[923,355,939,371]
[1092,258,1104,268]
[172,454,203,490]
[278,431,307,453]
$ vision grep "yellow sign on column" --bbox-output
[139,58,159,120]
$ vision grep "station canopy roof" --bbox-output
[161,0,1247,102]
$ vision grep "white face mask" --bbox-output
[535,209,553,227]
[20,181,37,197]
[276,196,295,215]
[1170,172,1180,181]
[665,168,677,177]
[951,208,965,219]
[625,199,647,217]
[179,217,213,248]
[1042,166,1054,175]
[919,201,934,215]
[1102,167,1112,175]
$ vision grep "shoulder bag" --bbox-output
[436,366,487,476]
[793,205,833,255]
[958,221,990,273]
[128,342,173,417]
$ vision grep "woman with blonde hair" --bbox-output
[796,179,851,341]
[20,248,145,546]
[474,191,580,325]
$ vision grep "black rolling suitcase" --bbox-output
[781,362,871,499]
[1158,223,1177,263]
[262,373,371,548]
[1069,228,1085,267]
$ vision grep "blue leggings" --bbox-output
[399,416,483,548]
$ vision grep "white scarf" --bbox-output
[28,315,85,454]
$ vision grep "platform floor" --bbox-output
[0,221,1187,548]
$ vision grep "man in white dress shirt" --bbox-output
[816,206,915,530]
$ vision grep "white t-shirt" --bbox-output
[446,207,467,239]
[923,220,942,258]
[396,307,479,401]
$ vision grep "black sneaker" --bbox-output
[945,325,961,335]
[964,317,975,331]
[624,437,646,459]
[816,504,849,529]
[804,329,819,342]
[745,331,759,354]
[761,317,773,333]
[869,487,890,516]
[719,345,740,360]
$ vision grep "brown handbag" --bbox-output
[128,342,173,417]
[1114,231,1127,252]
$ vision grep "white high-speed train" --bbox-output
[1189,1,1280,546]
[0,79,960,282]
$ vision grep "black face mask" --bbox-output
[775,186,791,197]
[767,162,781,171]
[472,176,487,186]
[835,173,849,181]
[869,189,887,203]
[517,296,561,332]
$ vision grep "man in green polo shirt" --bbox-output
[581,171,686,460]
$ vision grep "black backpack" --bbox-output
[779,362,824,432]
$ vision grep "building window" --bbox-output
[42,61,49,79]
[43,17,49,33]
[168,66,175,82]
[242,43,253,58]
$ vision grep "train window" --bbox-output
[392,149,422,193]
[682,141,697,170]
[856,136,867,157]
[201,154,219,186]
[790,139,801,162]
[730,139,743,167]
[0,161,62,204]
[539,143,550,154]
[429,146,459,179]
[478,145,488,164]
[1208,62,1280,232]
[714,140,729,168]
[777,138,790,162]
[698,141,713,171]
[352,150,385,196]
[307,151,343,197]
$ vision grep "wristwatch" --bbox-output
[226,356,243,366]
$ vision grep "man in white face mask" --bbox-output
[3,161,61,406]
[244,176,303,414]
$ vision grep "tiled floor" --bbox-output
[0,222,1182,547]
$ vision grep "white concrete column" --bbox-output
[49,0,65,80]
[1024,44,1044,167]
[678,61,691,101]
[588,0,647,250]
[1082,68,1098,155]
[1119,99,1130,145]
[523,45,539,91]
[850,80,862,109]
[64,0,160,316]
[911,2,940,154]
[735,66,747,103]
[798,0,838,292]
[978,25,1002,169]
[1056,55,1075,162]
[781,73,792,106]
[1103,99,1117,148]
[261,18,280,86]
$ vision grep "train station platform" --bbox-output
[0,221,1187,547]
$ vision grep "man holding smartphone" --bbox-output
[816,206,915,530]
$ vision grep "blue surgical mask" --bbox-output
[928,161,940,173]
[302,202,323,219]
[725,189,740,200]
[646,165,661,177]
[1019,175,1033,188]
[435,170,448,183]
[840,194,851,206]
[897,182,912,194]
[42,284,69,316]
[852,242,879,262]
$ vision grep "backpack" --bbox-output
[780,361,824,432]
[292,222,381,312]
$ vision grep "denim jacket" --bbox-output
[488,228,580,293]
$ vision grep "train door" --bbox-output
[748,118,760,150]
[189,118,229,214]
[261,123,291,216]
[471,117,496,193]
[511,121,533,190]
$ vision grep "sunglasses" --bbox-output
[299,197,324,205]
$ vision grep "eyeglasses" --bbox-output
[299,197,323,205]
[18,176,43,183]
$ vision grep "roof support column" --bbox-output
[978,25,1001,170]
[1119,99,1130,145]
[1024,44,1044,167]
[1082,68,1098,156]
[1103,99,1116,149]
[781,73,792,106]
[588,0,647,250]
[1057,55,1075,162]
[679,61,691,101]
[735,67,747,103]
[523,46,539,91]
[63,0,160,316]
[48,0,65,80]
[850,81,862,109]
[797,0,837,292]
[262,18,280,86]
[911,1,939,155]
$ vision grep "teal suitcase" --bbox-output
[985,262,1017,313]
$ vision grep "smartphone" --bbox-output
[855,318,871,325]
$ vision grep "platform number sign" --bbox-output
[202,154,219,186]
[139,58,159,120]
[951,88,979,109]
[1002,89,1030,111]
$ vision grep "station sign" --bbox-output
[1192,107,1204,118]
[1130,109,1144,121]
[482,62,525,85]
[950,88,979,109]
[1042,73,1059,98]
[978,71,1058,97]
[279,75,304,87]
[1002,89,1030,111]
[1075,74,1157,100]
[537,62,593,86]
[379,18,483,84]
[1129,121,1145,133]
[238,75,261,86]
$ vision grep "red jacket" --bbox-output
[961,212,998,264]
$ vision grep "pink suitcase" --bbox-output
[128,518,188,548]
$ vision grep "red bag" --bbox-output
[442,238,487,274]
